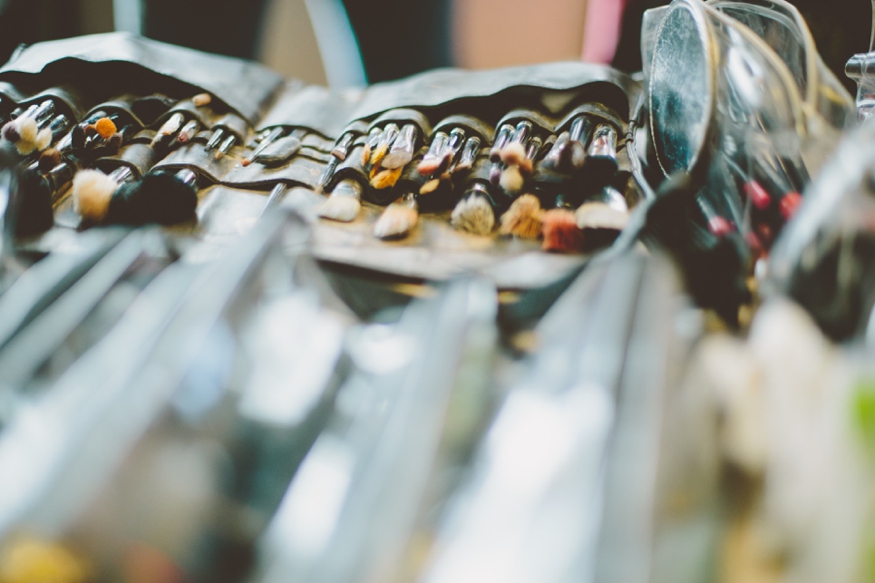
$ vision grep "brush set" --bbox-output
[0,12,868,583]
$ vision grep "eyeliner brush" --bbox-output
[243,126,284,166]
[177,119,201,144]
[213,133,237,159]
[316,132,355,194]
[204,127,226,152]
[151,112,185,148]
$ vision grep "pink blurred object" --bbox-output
[581,0,629,64]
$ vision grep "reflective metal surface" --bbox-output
[649,0,716,176]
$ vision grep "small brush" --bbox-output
[152,112,185,148]
[489,124,514,162]
[499,123,536,194]
[419,128,468,195]
[243,126,284,166]
[361,127,382,166]
[499,193,543,239]
[46,115,71,142]
[542,131,570,172]
[373,191,418,239]
[500,135,542,194]
[565,114,593,171]
[451,182,496,236]
[31,100,56,127]
[331,132,355,161]
[204,126,227,152]
[259,182,289,217]
[451,135,481,175]
[418,131,450,176]
[381,123,418,169]
[370,123,399,167]
[314,131,354,193]
[177,119,201,145]
[319,178,363,222]
[542,194,585,253]
[213,133,237,159]
[586,123,618,177]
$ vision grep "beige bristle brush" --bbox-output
[499,193,543,239]
[575,186,629,246]
[500,134,541,195]
[72,166,134,223]
[373,192,419,239]
[451,183,495,236]
[370,166,403,190]
[319,178,364,222]
[417,131,450,176]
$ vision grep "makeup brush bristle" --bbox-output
[417,152,449,176]
[95,117,117,139]
[542,208,584,253]
[575,201,629,231]
[373,202,418,239]
[499,165,524,193]
[370,167,402,190]
[419,178,441,195]
[451,195,495,236]
[17,117,37,143]
[193,93,212,107]
[2,122,20,142]
[319,195,361,222]
[500,141,527,166]
[34,128,52,152]
[360,145,371,167]
[73,169,118,222]
[108,172,198,225]
[38,148,61,173]
[370,143,389,167]
[500,194,543,239]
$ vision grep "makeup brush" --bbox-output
[381,123,418,170]
[72,166,135,223]
[331,132,355,161]
[31,100,56,127]
[451,135,481,175]
[213,133,237,160]
[696,196,735,237]
[418,131,450,176]
[542,131,571,172]
[204,126,227,152]
[260,182,289,217]
[370,123,399,167]
[361,127,382,166]
[420,128,467,195]
[586,123,619,178]
[489,124,514,163]
[243,126,284,166]
[46,115,71,142]
[542,194,585,253]
[374,191,418,239]
[499,193,543,239]
[151,112,185,148]
[3,114,53,155]
[177,119,201,145]
[451,182,495,236]
[319,178,363,222]
[370,166,403,190]
[500,133,541,194]
[106,169,199,225]
[566,114,593,171]
[315,131,355,193]
[575,186,629,248]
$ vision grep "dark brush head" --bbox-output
[107,172,198,226]
[11,169,54,237]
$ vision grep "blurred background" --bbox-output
[0,0,867,91]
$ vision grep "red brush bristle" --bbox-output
[541,209,584,253]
